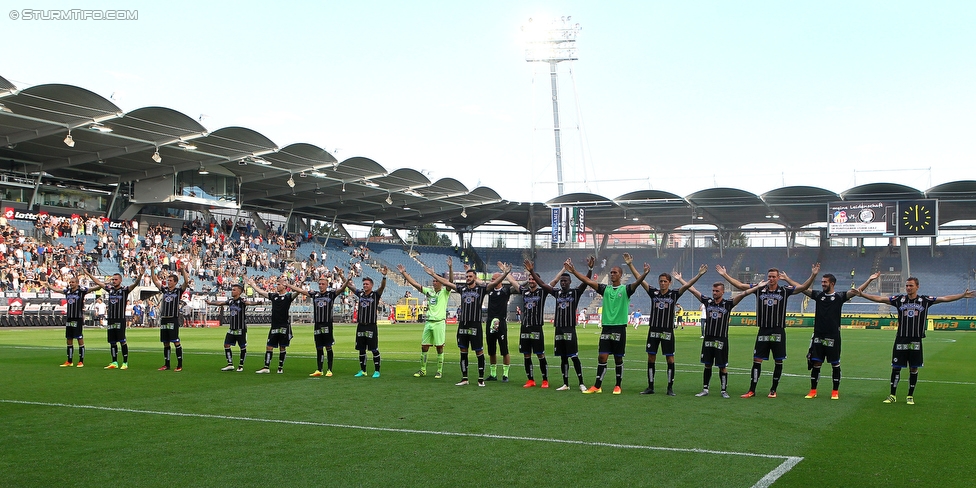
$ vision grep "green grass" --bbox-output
[1,324,973,487]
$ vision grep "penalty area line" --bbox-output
[1,398,802,485]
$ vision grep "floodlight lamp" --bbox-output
[460,208,467,218]
[385,193,393,205]
[287,176,296,188]
[198,165,209,175]
[0,102,12,113]
[178,142,197,150]
[63,131,75,147]
[151,149,162,163]
[89,123,112,133]
[299,172,307,178]
[341,183,346,192]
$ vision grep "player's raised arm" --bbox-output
[125,267,145,293]
[792,263,820,293]
[778,270,813,298]
[425,265,458,291]
[375,266,389,296]
[716,265,750,291]
[623,253,650,291]
[246,277,270,299]
[732,281,767,306]
[174,262,190,291]
[486,262,512,289]
[525,259,554,294]
[855,289,890,304]
[548,264,564,288]
[676,264,707,295]
[398,264,425,292]
[934,289,976,304]
[575,256,596,292]
[334,269,353,294]
[285,280,311,298]
[564,259,598,291]
[671,270,706,301]
[150,265,163,289]
[846,271,881,299]
[82,267,105,292]
[628,262,651,294]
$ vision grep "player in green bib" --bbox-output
[399,261,452,379]
[566,253,650,394]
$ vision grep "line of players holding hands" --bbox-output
[49,253,973,404]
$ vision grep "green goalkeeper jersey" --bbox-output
[423,287,452,322]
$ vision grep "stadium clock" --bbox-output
[898,200,937,237]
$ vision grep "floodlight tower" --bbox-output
[523,16,581,196]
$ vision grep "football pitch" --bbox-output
[2,324,973,487]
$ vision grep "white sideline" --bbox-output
[0,399,803,487]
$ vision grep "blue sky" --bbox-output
[5,1,975,203]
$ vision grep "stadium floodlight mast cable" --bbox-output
[522,15,581,196]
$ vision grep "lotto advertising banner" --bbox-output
[2,206,137,230]
[827,201,896,236]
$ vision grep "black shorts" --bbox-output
[267,326,291,348]
[160,319,180,343]
[356,324,379,351]
[313,323,335,348]
[224,330,247,348]
[457,321,484,352]
[809,335,841,365]
[106,320,126,343]
[599,325,627,357]
[64,319,84,339]
[753,330,787,361]
[645,329,676,356]
[518,325,545,355]
[485,316,509,357]
[700,336,729,367]
[892,337,923,369]
[553,326,579,357]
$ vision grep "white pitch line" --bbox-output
[1,398,802,486]
[753,456,805,488]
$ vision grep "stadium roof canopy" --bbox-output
[3,76,976,234]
